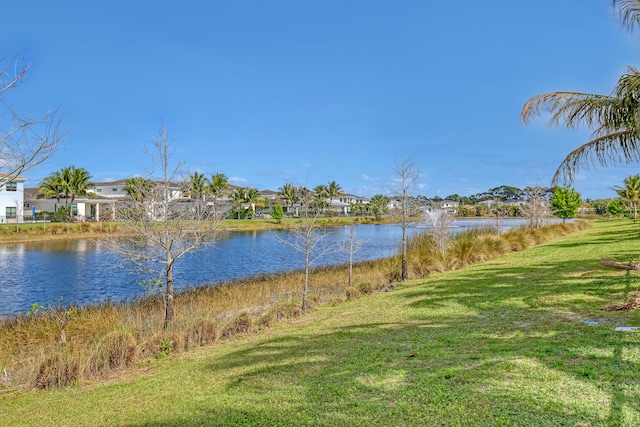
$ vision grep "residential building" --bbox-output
[0,173,25,223]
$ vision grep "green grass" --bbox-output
[3,220,640,425]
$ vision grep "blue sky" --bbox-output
[3,0,640,199]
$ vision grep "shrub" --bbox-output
[358,282,374,295]
[32,353,80,390]
[345,287,360,300]
[220,312,254,339]
[184,319,220,351]
[141,332,182,359]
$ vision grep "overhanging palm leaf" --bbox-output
[615,0,640,32]
[521,67,640,185]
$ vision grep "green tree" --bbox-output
[613,174,640,221]
[278,183,298,216]
[521,1,640,185]
[607,199,624,218]
[551,186,582,223]
[208,173,230,216]
[313,184,329,215]
[271,203,284,223]
[232,187,249,219]
[367,194,389,220]
[124,177,156,202]
[187,172,208,201]
[327,180,343,212]
[37,171,65,207]
[244,187,262,218]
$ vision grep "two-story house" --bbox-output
[0,173,26,223]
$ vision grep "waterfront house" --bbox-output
[0,173,25,223]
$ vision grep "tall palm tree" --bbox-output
[124,177,156,202]
[313,184,329,214]
[521,1,640,185]
[367,194,389,220]
[232,187,249,219]
[614,174,640,221]
[187,172,208,201]
[327,180,343,211]
[208,173,230,214]
[66,166,91,205]
[38,171,65,211]
[278,183,298,215]
[243,187,263,218]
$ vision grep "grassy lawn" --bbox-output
[3,220,640,426]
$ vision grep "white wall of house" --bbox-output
[0,176,25,223]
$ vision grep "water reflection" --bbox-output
[0,219,561,317]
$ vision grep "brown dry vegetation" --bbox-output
[0,220,590,391]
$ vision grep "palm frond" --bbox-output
[552,129,640,185]
[614,0,640,33]
[521,92,619,129]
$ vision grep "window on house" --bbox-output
[6,182,17,192]
[112,188,118,192]
[97,189,102,193]
[6,207,16,219]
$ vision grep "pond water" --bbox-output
[0,218,549,317]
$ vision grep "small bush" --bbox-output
[184,319,220,351]
[220,312,254,339]
[330,296,345,306]
[358,282,374,295]
[345,287,361,300]
[141,332,182,359]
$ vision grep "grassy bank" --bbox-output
[0,216,379,244]
[5,219,640,425]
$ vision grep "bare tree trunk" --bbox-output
[164,259,175,328]
[303,252,310,313]
[401,226,408,281]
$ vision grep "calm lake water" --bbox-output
[0,219,541,317]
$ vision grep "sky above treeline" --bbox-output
[3,1,640,200]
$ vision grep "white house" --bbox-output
[438,199,459,214]
[0,173,26,223]
[326,193,369,214]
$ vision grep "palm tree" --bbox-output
[232,187,249,219]
[614,174,640,220]
[313,184,329,214]
[243,187,262,218]
[124,177,156,202]
[66,166,91,205]
[38,171,65,208]
[187,172,208,202]
[327,180,343,211]
[208,173,230,215]
[521,1,640,185]
[278,183,298,216]
[367,194,389,220]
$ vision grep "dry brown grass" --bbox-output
[0,220,589,391]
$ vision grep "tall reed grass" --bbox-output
[0,220,589,391]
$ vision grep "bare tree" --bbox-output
[391,158,421,281]
[521,185,551,229]
[274,186,336,312]
[337,225,365,287]
[100,123,222,328]
[0,54,65,184]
